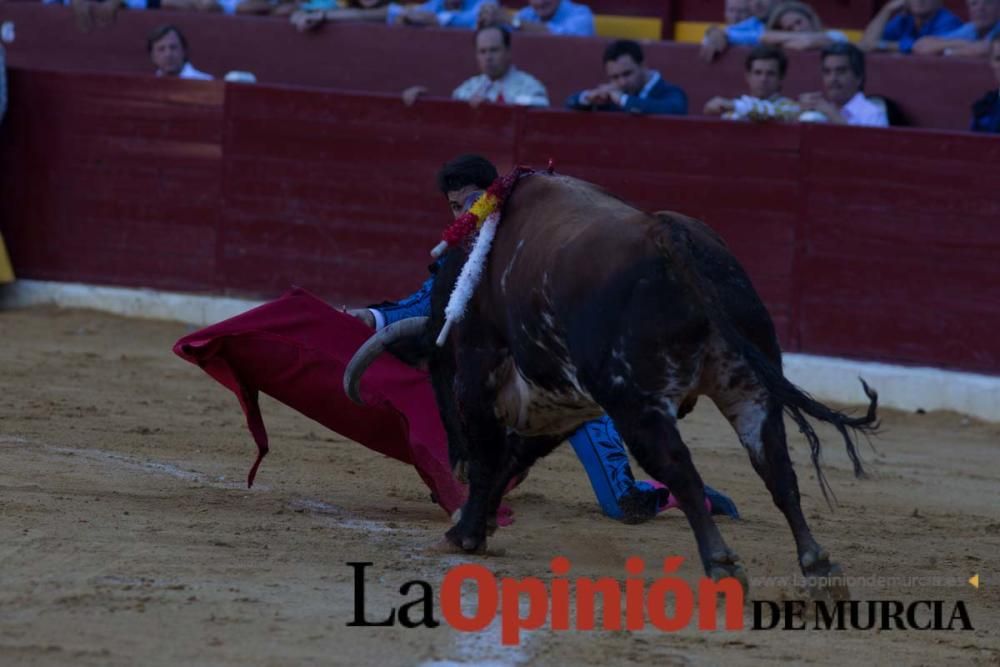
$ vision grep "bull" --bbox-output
[345,171,878,594]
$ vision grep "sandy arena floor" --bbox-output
[0,306,997,666]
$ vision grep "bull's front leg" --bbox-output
[444,347,510,553]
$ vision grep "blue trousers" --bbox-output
[567,415,658,520]
[568,415,740,520]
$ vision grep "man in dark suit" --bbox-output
[565,40,688,115]
[970,34,1000,133]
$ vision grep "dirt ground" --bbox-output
[0,306,997,666]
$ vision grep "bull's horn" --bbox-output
[343,316,429,405]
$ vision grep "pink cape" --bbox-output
[172,287,468,516]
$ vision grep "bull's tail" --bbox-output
[655,213,879,507]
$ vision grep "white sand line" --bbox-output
[287,497,426,537]
[42,444,270,491]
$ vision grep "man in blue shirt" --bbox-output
[477,0,595,36]
[292,0,487,31]
[912,0,1000,56]
[859,0,962,54]
[565,40,688,115]
[350,154,738,521]
[388,0,488,28]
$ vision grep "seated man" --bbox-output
[701,0,776,62]
[703,45,800,121]
[970,34,1000,132]
[477,0,596,36]
[403,25,549,107]
[859,0,962,54]
[148,25,213,80]
[174,154,740,523]
[798,43,888,127]
[912,0,1000,57]
[291,0,486,31]
[565,40,687,115]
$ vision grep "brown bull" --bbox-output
[347,172,878,595]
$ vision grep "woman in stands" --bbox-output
[759,1,849,50]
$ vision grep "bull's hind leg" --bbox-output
[719,395,849,599]
[607,401,747,587]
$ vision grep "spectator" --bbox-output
[913,0,1000,56]
[233,0,298,16]
[759,1,848,50]
[0,43,5,126]
[148,25,213,80]
[54,0,220,34]
[565,39,687,115]
[291,0,486,30]
[701,0,777,61]
[703,45,800,120]
[390,0,489,28]
[291,0,397,30]
[798,43,889,126]
[725,0,752,25]
[477,0,596,36]
[859,0,962,54]
[402,26,549,107]
[970,34,1000,131]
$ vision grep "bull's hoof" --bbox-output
[445,525,487,554]
[800,549,850,601]
[452,507,500,537]
[707,549,749,594]
[617,486,662,525]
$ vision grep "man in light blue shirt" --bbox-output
[386,0,489,28]
[478,0,595,36]
[912,0,1000,56]
[292,0,487,30]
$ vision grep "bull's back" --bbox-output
[487,174,659,303]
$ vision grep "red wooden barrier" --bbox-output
[0,70,225,292]
[2,69,999,374]
[797,124,1000,371]
[218,86,519,300]
[1,4,995,130]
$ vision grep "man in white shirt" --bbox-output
[402,25,548,107]
[148,25,214,81]
[798,43,888,127]
[703,45,800,121]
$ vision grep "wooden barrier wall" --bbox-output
[2,4,996,130]
[1,69,999,375]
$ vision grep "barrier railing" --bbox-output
[1,69,998,374]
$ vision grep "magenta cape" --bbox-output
[172,287,467,515]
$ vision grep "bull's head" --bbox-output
[342,316,430,405]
